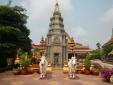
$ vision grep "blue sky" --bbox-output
[0,0,113,49]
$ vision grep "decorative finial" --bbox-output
[54,0,60,13]
[40,36,45,43]
[56,0,58,4]
[41,36,44,41]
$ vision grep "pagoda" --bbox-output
[46,1,67,67]
[32,1,91,66]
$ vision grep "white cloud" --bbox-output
[69,26,88,38]
[18,0,74,44]
[20,0,73,21]
[68,26,89,45]
[101,7,113,23]
[75,27,88,37]
[105,36,111,42]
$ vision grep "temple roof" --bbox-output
[32,36,91,52]
[67,37,91,52]
[32,36,46,50]
[103,28,113,47]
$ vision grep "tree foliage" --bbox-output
[88,44,113,60]
[83,58,91,70]
[0,6,32,67]
[89,49,103,59]
[102,44,113,56]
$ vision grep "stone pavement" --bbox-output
[0,70,112,85]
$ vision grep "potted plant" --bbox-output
[76,64,84,74]
[20,59,31,75]
[18,51,32,75]
[90,63,102,75]
[83,59,91,75]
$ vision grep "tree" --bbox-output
[102,44,113,56]
[83,58,91,70]
[96,42,101,49]
[89,49,103,59]
[0,6,32,67]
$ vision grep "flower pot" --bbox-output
[63,64,69,74]
[93,71,99,75]
[84,69,91,75]
[46,64,52,74]
[77,70,82,74]
[32,64,40,73]
[13,70,20,75]
[21,68,28,75]
[27,67,33,74]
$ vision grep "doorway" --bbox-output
[54,53,59,66]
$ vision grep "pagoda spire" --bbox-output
[49,0,64,30]
[54,0,60,13]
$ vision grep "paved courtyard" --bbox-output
[0,69,112,85]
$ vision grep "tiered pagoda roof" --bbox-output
[67,37,91,53]
[32,36,46,51]
[68,37,76,52]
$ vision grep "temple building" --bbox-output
[32,36,46,57]
[103,28,113,61]
[67,37,91,59]
[103,28,113,47]
[32,1,91,67]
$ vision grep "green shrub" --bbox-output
[20,59,31,68]
[83,59,91,70]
